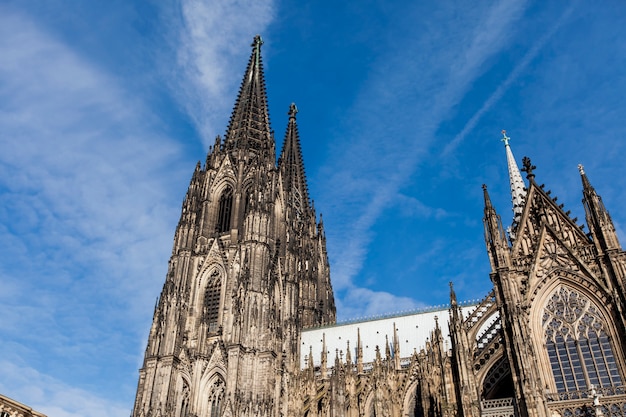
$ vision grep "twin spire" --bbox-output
[280,103,310,213]
[224,36,311,212]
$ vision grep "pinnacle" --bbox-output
[482,184,493,209]
[578,163,595,193]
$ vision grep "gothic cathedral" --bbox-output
[132,37,626,417]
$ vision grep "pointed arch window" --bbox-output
[216,187,233,233]
[543,287,623,393]
[208,379,225,417]
[179,382,190,417]
[203,270,221,334]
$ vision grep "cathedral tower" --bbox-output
[132,36,336,417]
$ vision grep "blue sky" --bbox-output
[1,1,626,416]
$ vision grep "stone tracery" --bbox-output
[543,286,623,392]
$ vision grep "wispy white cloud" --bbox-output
[395,194,450,220]
[443,3,576,156]
[0,361,128,417]
[0,0,281,412]
[336,287,426,320]
[0,8,185,414]
[320,0,528,317]
[170,0,275,143]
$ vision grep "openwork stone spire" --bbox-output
[279,103,310,214]
[501,130,526,225]
[224,35,273,158]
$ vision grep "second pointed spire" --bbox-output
[279,103,310,214]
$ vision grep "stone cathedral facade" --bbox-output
[132,37,626,417]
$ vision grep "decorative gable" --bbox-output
[512,183,591,271]
[524,224,607,307]
[214,153,237,186]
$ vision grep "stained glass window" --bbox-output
[543,287,623,392]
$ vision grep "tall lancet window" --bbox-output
[179,383,190,417]
[543,287,623,393]
[216,187,233,233]
[203,270,221,334]
[208,379,225,417]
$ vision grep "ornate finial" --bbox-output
[521,156,536,180]
[288,103,298,119]
[501,129,510,146]
[252,35,263,49]
[449,282,458,306]
[578,164,585,175]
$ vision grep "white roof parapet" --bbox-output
[301,301,479,369]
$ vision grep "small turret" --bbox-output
[356,328,364,373]
[393,323,401,370]
[580,164,621,252]
[321,333,328,378]
[483,184,510,272]
[449,281,457,308]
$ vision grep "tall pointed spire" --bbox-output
[321,333,328,377]
[579,164,621,251]
[224,35,274,158]
[501,130,526,225]
[449,281,457,307]
[279,103,310,214]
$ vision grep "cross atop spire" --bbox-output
[501,129,510,146]
[224,35,274,159]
